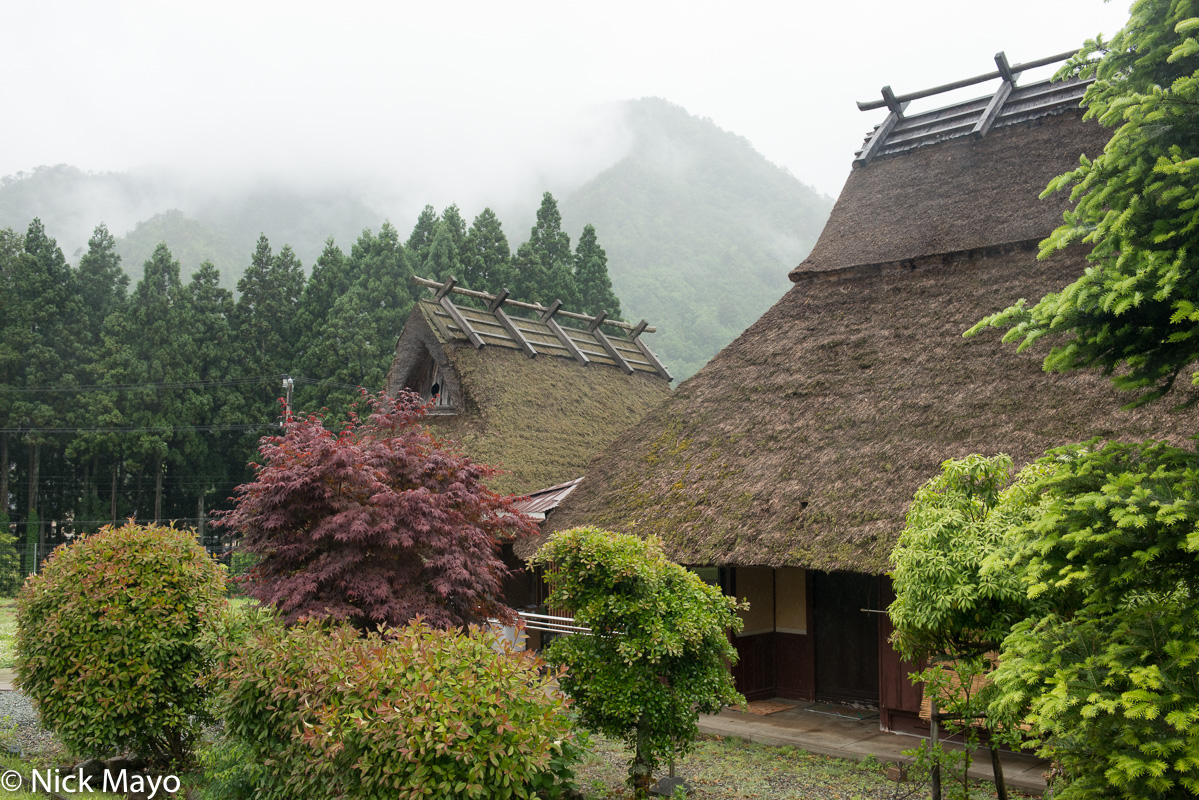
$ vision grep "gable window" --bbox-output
[428,361,450,407]
[407,357,451,410]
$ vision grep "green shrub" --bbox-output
[15,522,227,765]
[531,528,745,798]
[194,735,264,800]
[214,618,582,799]
[227,548,257,579]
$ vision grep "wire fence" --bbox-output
[0,539,256,598]
[0,542,45,597]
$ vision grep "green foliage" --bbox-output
[5,219,84,443]
[890,456,1040,797]
[894,441,1199,799]
[406,204,439,267]
[531,527,745,798]
[968,0,1199,405]
[213,616,580,800]
[295,237,349,336]
[194,735,265,800]
[889,454,1046,661]
[425,217,461,282]
[75,223,129,339]
[988,439,1199,799]
[14,522,227,765]
[0,516,19,599]
[235,235,304,381]
[574,223,621,318]
[295,223,415,420]
[97,243,206,514]
[461,207,512,293]
[525,192,579,308]
[439,203,467,251]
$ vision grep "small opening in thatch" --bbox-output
[405,353,454,412]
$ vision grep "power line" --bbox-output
[0,375,369,394]
[0,376,281,394]
[0,424,275,434]
[18,518,218,525]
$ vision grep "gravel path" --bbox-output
[0,690,66,761]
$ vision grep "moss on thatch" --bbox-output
[529,243,1192,569]
[386,303,672,497]
[795,113,1112,278]
[527,112,1193,570]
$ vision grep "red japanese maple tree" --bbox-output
[217,391,537,629]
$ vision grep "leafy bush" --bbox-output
[194,735,265,800]
[888,455,1039,795]
[531,527,745,798]
[991,440,1199,799]
[15,522,226,764]
[892,441,1199,799]
[217,390,537,629]
[888,453,1046,662]
[213,617,581,799]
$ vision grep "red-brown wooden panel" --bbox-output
[877,575,923,730]
[731,632,775,700]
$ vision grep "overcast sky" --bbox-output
[4,0,1131,206]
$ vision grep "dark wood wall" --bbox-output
[725,568,920,730]
[877,576,924,732]
[731,633,775,700]
[774,632,814,700]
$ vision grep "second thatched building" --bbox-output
[523,54,1190,732]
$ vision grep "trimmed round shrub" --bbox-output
[214,618,583,799]
[15,522,227,764]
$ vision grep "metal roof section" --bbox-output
[510,477,584,520]
[413,276,672,381]
[854,50,1091,168]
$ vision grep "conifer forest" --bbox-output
[0,192,620,557]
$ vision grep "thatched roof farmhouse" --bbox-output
[528,54,1190,731]
[386,277,672,497]
[385,277,673,611]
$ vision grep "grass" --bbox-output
[573,733,1031,800]
[0,742,125,798]
[0,599,16,671]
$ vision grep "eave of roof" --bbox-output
[511,477,583,517]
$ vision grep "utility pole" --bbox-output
[281,375,294,425]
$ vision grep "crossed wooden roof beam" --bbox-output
[414,275,672,381]
[854,50,1085,167]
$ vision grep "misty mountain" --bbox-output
[561,98,832,381]
[0,166,177,260]
[0,166,385,284]
[1,100,832,381]
[117,211,242,286]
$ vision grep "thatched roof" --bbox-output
[798,110,1111,277]
[525,101,1193,570]
[386,290,671,496]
